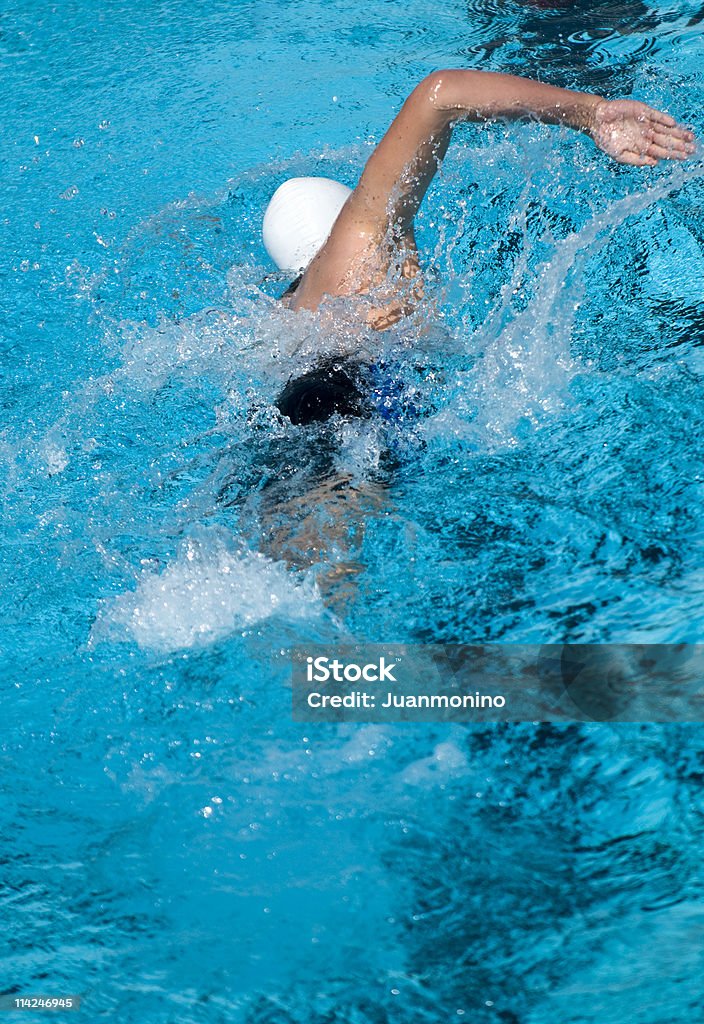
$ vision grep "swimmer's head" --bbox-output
[262,177,352,274]
[275,358,370,425]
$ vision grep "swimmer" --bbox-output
[264,69,696,335]
[255,71,695,606]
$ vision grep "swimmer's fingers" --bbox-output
[629,101,695,138]
[617,144,684,166]
[639,105,696,142]
[623,125,696,165]
[646,139,693,161]
[644,120,696,156]
[619,146,688,167]
[641,106,677,128]
[617,150,659,167]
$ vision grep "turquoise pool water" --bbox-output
[2,0,704,1020]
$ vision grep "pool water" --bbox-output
[2,0,704,1020]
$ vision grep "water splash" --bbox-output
[425,157,704,448]
[90,528,324,653]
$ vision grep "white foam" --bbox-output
[114,307,250,390]
[42,442,69,476]
[90,529,323,653]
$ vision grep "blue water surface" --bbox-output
[2,0,704,1020]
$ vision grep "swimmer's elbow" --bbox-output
[421,69,480,122]
[420,70,454,111]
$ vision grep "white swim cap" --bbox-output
[262,176,352,273]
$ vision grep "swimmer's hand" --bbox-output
[590,99,696,167]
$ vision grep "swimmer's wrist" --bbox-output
[535,90,602,135]
[567,92,603,136]
[582,94,605,136]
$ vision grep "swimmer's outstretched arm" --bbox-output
[340,70,696,238]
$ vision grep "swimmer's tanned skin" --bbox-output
[288,70,696,329]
